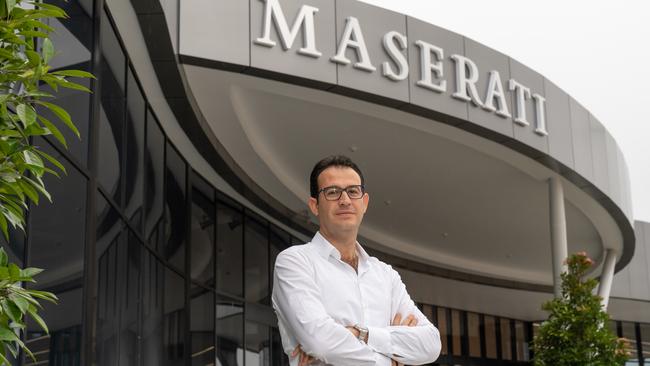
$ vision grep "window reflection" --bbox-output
[144,112,165,249]
[190,286,215,365]
[245,215,269,304]
[164,143,187,271]
[467,312,481,357]
[500,318,512,360]
[124,67,145,231]
[191,175,215,287]
[26,141,86,365]
[484,315,497,359]
[217,202,243,297]
[141,248,165,365]
[217,296,244,366]
[163,268,186,365]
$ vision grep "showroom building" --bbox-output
[2,0,649,365]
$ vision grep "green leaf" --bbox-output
[2,301,21,323]
[22,176,51,202]
[0,248,7,266]
[8,263,20,280]
[18,179,39,204]
[27,306,48,334]
[20,267,43,278]
[24,50,41,66]
[37,115,67,148]
[35,101,79,137]
[34,147,66,174]
[50,69,96,79]
[5,0,16,14]
[57,79,92,93]
[0,327,19,342]
[25,289,58,303]
[16,103,37,128]
[0,213,8,240]
[42,38,54,64]
[9,294,29,314]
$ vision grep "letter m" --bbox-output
[254,0,322,57]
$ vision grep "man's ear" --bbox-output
[362,193,369,214]
[308,197,319,216]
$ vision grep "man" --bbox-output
[272,155,441,365]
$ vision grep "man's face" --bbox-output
[308,166,369,236]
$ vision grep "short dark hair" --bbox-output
[310,155,365,198]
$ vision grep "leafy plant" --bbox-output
[0,247,57,363]
[1,0,94,363]
[533,252,628,366]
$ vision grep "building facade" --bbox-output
[2,0,649,365]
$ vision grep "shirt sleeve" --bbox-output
[271,248,391,366]
[365,266,442,365]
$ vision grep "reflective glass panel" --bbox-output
[141,249,165,365]
[515,320,528,361]
[216,296,244,366]
[124,66,145,231]
[622,321,639,363]
[270,226,291,278]
[164,143,187,271]
[217,201,243,297]
[190,285,215,365]
[191,175,215,287]
[484,316,497,359]
[246,321,271,366]
[26,142,86,364]
[467,312,481,357]
[640,323,650,363]
[271,328,290,366]
[119,231,142,366]
[451,309,461,356]
[437,307,448,355]
[500,318,512,360]
[164,268,186,365]
[144,112,165,248]
[245,215,269,304]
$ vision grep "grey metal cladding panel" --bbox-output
[616,146,633,219]
[611,264,631,298]
[645,222,650,295]
[568,97,594,182]
[543,79,573,168]
[604,133,622,206]
[588,115,609,195]
[464,38,514,138]
[629,222,650,300]
[509,58,548,154]
[179,0,249,65]
[250,0,337,84]
[334,0,409,102]
[406,17,467,121]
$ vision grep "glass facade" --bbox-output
[2,0,648,365]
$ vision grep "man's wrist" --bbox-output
[353,325,369,343]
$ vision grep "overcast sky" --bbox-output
[360,0,650,223]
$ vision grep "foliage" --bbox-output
[0,248,57,363]
[1,0,93,236]
[533,252,628,366]
[1,0,93,363]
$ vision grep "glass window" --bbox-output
[124,66,145,231]
[437,307,448,355]
[246,321,271,366]
[515,320,528,361]
[42,0,93,166]
[191,174,215,287]
[270,226,291,278]
[97,11,126,206]
[119,231,142,366]
[217,201,243,297]
[467,312,481,357]
[164,143,187,271]
[141,249,165,365]
[500,318,512,360]
[640,323,650,363]
[245,214,269,304]
[622,321,639,363]
[190,285,215,365]
[163,268,186,365]
[144,112,165,247]
[217,296,244,366]
[484,315,497,359]
[451,309,462,356]
[0,227,25,267]
[95,193,123,365]
[271,328,290,366]
[26,141,86,364]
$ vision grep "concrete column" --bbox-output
[549,177,568,298]
[598,249,617,309]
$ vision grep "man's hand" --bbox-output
[291,345,315,366]
[391,313,418,366]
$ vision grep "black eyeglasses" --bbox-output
[318,185,365,201]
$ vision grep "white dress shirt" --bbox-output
[272,232,441,366]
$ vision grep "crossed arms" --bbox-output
[272,249,441,365]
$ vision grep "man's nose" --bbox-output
[338,191,352,205]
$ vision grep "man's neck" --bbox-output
[319,228,358,261]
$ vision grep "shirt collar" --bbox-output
[313,232,370,273]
